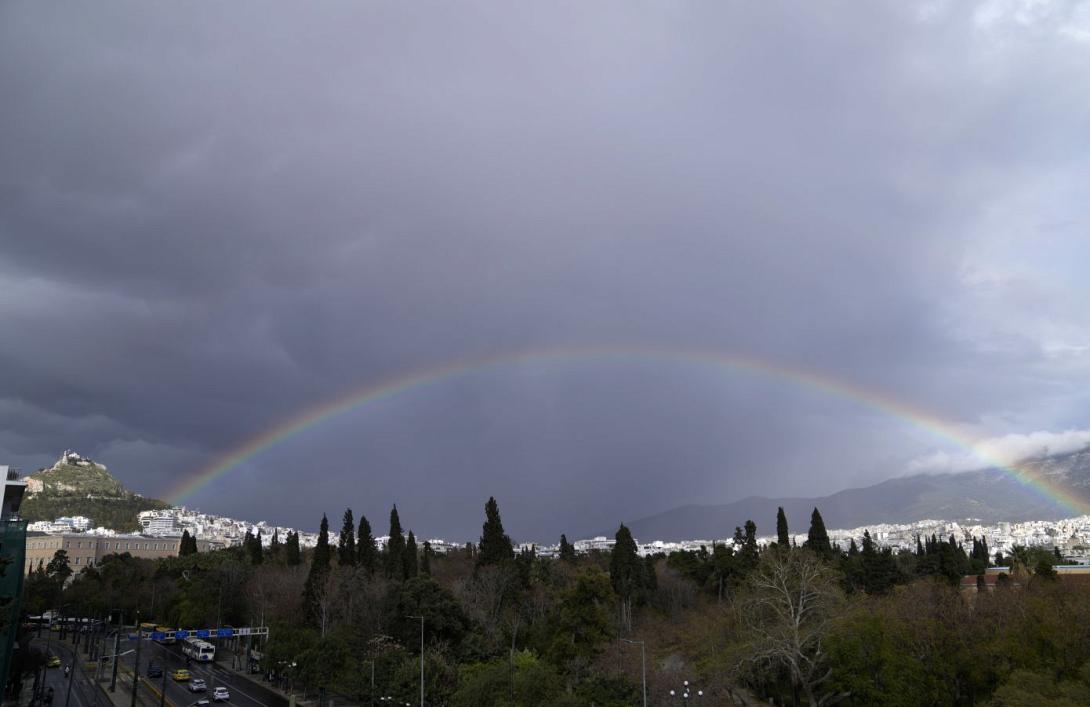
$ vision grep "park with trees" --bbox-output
[15,500,1090,706]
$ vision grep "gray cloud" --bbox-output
[2,1,1089,540]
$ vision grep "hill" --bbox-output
[20,450,168,532]
[623,446,1090,541]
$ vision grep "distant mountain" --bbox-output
[20,450,168,532]
[623,447,1090,542]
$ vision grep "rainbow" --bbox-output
[165,346,1090,514]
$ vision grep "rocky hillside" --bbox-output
[20,450,168,531]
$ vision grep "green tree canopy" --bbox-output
[804,507,834,559]
[357,514,378,573]
[404,530,419,579]
[386,505,406,579]
[558,534,576,563]
[285,531,302,566]
[477,496,514,568]
[776,506,790,547]
[338,508,356,566]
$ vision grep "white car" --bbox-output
[189,679,207,693]
[212,687,230,702]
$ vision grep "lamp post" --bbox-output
[620,639,646,707]
[669,679,703,705]
[130,609,142,707]
[109,609,124,692]
[405,615,424,707]
[363,659,376,707]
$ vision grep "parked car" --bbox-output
[171,669,192,682]
[147,663,163,678]
[212,687,230,702]
[189,679,207,693]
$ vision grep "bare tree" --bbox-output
[734,548,848,707]
[312,570,338,638]
[655,564,698,621]
[454,565,514,645]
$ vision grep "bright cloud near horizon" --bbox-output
[908,429,1090,474]
[2,1,1090,539]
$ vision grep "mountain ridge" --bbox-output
[621,447,1090,541]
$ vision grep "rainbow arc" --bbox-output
[165,346,1089,515]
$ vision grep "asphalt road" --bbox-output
[120,639,283,707]
[32,632,285,707]
[34,637,109,707]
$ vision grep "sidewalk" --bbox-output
[101,665,168,707]
[207,647,300,707]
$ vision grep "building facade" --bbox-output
[23,533,213,575]
[1,465,29,688]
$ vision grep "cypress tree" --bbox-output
[916,535,925,557]
[848,538,859,557]
[477,496,514,567]
[270,529,282,559]
[420,541,432,576]
[243,529,255,559]
[314,515,331,569]
[776,507,790,547]
[559,534,577,563]
[250,529,264,565]
[741,520,759,570]
[609,524,645,632]
[357,514,378,573]
[180,529,196,557]
[385,505,406,579]
[303,515,332,625]
[285,531,302,566]
[404,530,419,579]
[338,508,357,566]
[804,507,833,559]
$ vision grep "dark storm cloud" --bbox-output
[3,1,1089,539]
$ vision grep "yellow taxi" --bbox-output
[171,669,191,682]
[47,656,62,668]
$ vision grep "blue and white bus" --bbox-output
[181,637,216,662]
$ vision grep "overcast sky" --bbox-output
[3,1,1090,541]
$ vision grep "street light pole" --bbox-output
[363,659,375,707]
[109,609,124,692]
[159,644,169,707]
[130,609,142,707]
[620,639,646,707]
[406,616,424,706]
